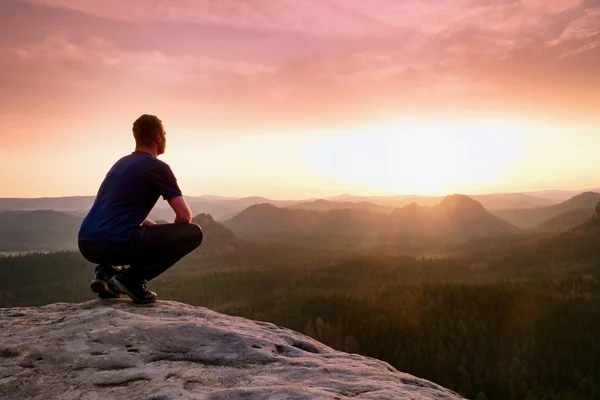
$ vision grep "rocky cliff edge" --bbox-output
[0,300,464,400]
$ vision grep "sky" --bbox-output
[1,0,599,199]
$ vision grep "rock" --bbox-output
[0,300,464,400]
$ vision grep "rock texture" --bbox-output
[0,300,464,400]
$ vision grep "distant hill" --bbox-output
[471,193,556,210]
[381,195,517,242]
[525,188,600,203]
[451,202,600,269]
[535,209,594,233]
[286,199,393,214]
[2,189,593,223]
[190,213,238,255]
[326,195,443,208]
[568,201,600,235]
[492,192,600,229]
[325,192,555,210]
[224,195,518,248]
[0,196,301,222]
[150,198,268,222]
[0,210,237,255]
[223,203,386,246]
[0,197,95,212]
[151,196,303,221]
[496,202,600,265]
[0,210,83,251]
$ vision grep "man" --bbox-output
[78,114,203,304]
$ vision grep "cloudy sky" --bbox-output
[1,0,599,198]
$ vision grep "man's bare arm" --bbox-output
[141,219,156,226]
[167,195,192,224]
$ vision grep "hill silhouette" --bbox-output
[3,207,600,400]
[325,192,557,210]
[224,195,517,250]
[223,203,385,247]
[171,196,301,221]
[190,213,238,255]
[0,210,236,254]
[0,196,95,212]
[1,190,570,222]
[0,210,83,251]
[380,195,517,243]
[0,195,301,222]
[492,191,600,229]
[286,199,393,214]
[534,208,593,232]
[566,201,600,235]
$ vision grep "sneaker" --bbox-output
[91,266,123,298]
[110,274,157,304]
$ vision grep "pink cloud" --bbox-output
[446,35,525,60]
[547,7,600,58]
[3,35,275,77]
[330,0,581,34]
[521,0,582,15]
[2,36,117,66]
[20,0,596,65]
[330,0,470,30]
[553,8,600,42]
[32,36,86,61]
[25,0,391,38]
[2,0,599,133]
[558,40,600,59]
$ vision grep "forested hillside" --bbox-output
[2,209,600,400]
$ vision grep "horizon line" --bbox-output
[1,186,599,201]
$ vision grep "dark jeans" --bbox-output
[78,223,203,282]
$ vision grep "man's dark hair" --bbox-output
[133,114,163,147]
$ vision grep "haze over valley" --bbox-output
[1,188,599,254]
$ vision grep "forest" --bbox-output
[1,224,599,400]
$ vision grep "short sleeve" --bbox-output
[150,162,183,200]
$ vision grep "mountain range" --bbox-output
[222,194,519,250]
[0,210,82,252]
[2,187,598,222]
[491,191,600,230]
[2,191,600,254]
[285,199,393,214]
[223,203,386,247]
[381,195,517,240]
[0,210,237,254]
[325,192,560,210]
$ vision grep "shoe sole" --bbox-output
[90,279,121,299]
[110,277,157,304]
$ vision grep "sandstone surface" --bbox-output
[0,300,465,399]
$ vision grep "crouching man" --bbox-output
[78,114,203,304]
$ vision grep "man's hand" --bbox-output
[174,215,191,224]
[141,219,156,226]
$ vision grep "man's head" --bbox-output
[132,114,166,156]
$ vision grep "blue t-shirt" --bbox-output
[78,151,182,243]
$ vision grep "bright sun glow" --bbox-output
[301,118,528,195]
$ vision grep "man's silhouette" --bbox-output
[78,114,203,304]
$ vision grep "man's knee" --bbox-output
[186,223,203,248]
